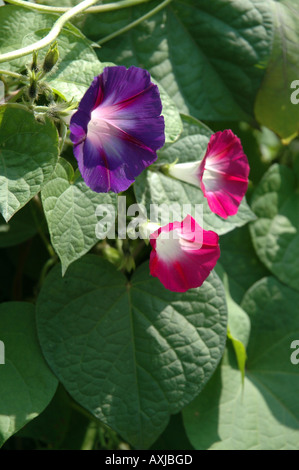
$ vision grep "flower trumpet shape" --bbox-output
[149,215,220,292]
[168,130,249,218]
[70,66,165,193]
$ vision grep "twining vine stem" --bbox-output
[0,0,173,64]
[0,0,99,64]
[4,0,151,14]
[98,0,173,45]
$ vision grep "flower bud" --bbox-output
[42,42,59,73]
[31,51,38,72]
[120,254,136,273]
[28,71,38,100]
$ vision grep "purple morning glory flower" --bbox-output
[69,66,165,193]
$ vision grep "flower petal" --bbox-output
[107,117,165,151]
[70,76,101,141]
[74,120,157,193]
[149,215,220,292]
[70,66,165,193]
[199,130,249,218]
[97,66,160,112]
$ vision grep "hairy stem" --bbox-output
[0,0,99,64]
[4,0,151,14]
[0,69,24,79]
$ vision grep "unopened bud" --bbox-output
[102,245,123,267]
[120,255,136,273]
[42,42,59,73]
[28,71,38,100]
[31,51,38,72]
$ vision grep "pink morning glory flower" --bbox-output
[69,66,165,193]
[168,130,250,218]
[149,215,220,293]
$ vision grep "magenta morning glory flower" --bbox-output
[69,66,165,193]
[168,130,250,218]
[149,215,220,293]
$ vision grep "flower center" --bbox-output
[202,166,222,191]
[156,232,182,263]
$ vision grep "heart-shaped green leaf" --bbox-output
[255,0,299,141]
[41,158,117,275]
[86,0,273,121]
[0,302,58,447]
[250,164,299,292]
[0,104,59,222]
[183,276,299,450]
[36,255,227,448]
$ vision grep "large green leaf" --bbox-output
[183,277,299,450]
[41,158,117,275]
[0,302,58,447]
[36,255,227,449]
[0,104,59,222]
[250,164,299,292]
[254,0,299,142]
[87,0,273,121]
[0,5,102,101]
[152,79,182,144]
[219,225,270,303]
[215,263,250,382]
[16,385,91,449]
[134,115,255,236]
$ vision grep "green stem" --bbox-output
[37,226,55,258]
[37,257,57,290]
[98,0,173,45]
[30,196,56,258]
[33,105,50,112]
[59,120,68,154]
[81,422,98,450]
[4,0,151,14]
[2,102,29,112]
[70,400,101,425]
[0,69,24,80]
[0,0,99,64]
